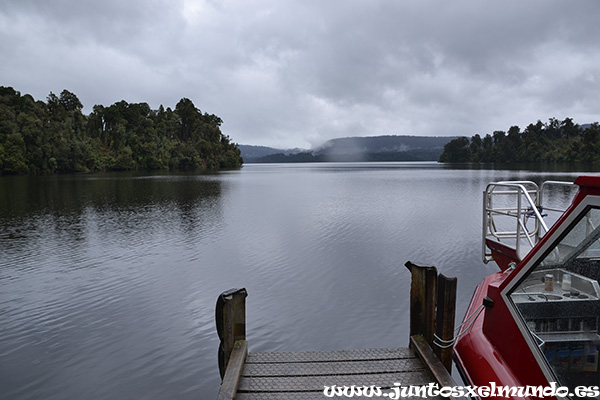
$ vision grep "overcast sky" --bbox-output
[1,0,599,148]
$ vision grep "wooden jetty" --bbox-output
[215,261,459,399]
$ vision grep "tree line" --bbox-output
[247,150,443,163]
[439,118,600,164]
[0,86,243,175]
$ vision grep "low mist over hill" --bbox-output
[240,135,456,163]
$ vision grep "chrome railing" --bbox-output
[483,180,576,264]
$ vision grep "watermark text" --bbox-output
[323,382,600,398]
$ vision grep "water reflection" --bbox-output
[0,173,225,400]
[0,174,223,250]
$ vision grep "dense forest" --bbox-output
[439,118,600,164]
[0,86,242,175]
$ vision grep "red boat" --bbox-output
[454,176,600,399]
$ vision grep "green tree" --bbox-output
[175,98,200,142]
[581,123,600,163]
[3,133,29,174]
[439,137,471,162]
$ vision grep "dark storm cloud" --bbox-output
[1,0,599,148]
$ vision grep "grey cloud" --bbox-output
[1,0,599,148]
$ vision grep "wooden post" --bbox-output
[215,288,247,379]
[435,273,457,372]
[405,261,457,373]
[404,261,438,346]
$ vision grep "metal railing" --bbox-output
[482,180,576,264]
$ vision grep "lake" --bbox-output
[0,163,592,399]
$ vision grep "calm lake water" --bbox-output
[0,163,593,399]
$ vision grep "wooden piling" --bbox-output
[215,288,247,379]
[435,273,457,372]
[405,261,438,344]
[404,261,457,373]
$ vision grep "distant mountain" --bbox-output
[314,135,455,161]
[240,135,457,163]
[238,145,306,162]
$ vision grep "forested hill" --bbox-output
[0,86,242,175]
[439,117,600,164]
[241,135,455,163]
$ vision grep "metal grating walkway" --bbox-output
[234,347,445,399]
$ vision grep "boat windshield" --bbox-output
[510,207,600,397]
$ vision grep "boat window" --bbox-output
[510,207,600,396]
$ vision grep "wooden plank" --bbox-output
[245,347,414,363]
[237,370,439,392]
[242,357,426,377]
[435,273,457,372]
[410,335,458,392]
[217,340,248,400]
